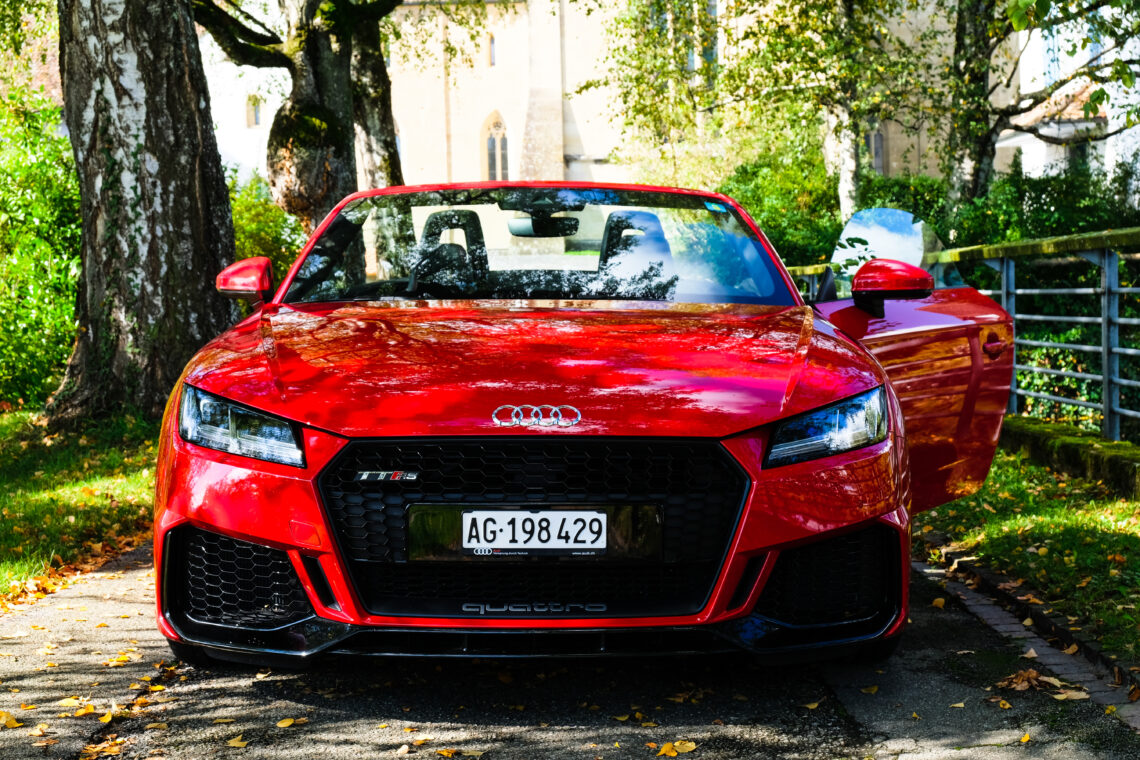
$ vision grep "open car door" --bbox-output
[814,260,1013,512]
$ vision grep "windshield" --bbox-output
[283,187,795,306]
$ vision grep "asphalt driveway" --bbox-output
[1,545,1138,759]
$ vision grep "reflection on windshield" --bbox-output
[283,187,795,307]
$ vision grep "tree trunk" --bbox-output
[353,22,404,190]
[946,0,1001,201]
[51,0,236,425]
[824,107,859,222]
[267,0,357,232]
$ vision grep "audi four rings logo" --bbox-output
[492,405,582,427]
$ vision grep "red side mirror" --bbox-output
[216,257,274,304]
[851,259,933,317]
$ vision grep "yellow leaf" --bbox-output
[95,623,108,628]
[612,714,630,721]
[404,726,419,732]
[99,711,113,723]
[436,751,458,758]
[146,723,168,730]
[949,702,965,708]
[294,718,309,725]
[800,702,820,710]
[912,712,921,720]
[641,721,659,727]
[20,704,37,710]
[74,704,94,716]
[413,739,430,746]
[213,718,235,724]
[227,734,249,748]
[27,722,49,737]
[931,598,945,609]
[55,698,80,707]
[1021,618,1033,627]
[657,743,679,757]
[1020,733,1030,743]
[276,718,295,728]
[674,740,697,753]
[998,700,1011,709]
[861,685,879,695]
[149,685,165,692]
[1063,643,1079,655]
[378,723,389,728]
[1106,705,1117,715]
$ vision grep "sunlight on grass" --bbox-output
[0,411,157,597]
[916,449,1140,659]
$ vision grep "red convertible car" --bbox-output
[153,182,1012,664]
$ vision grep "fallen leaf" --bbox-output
[404,726,419,732]
[674,740,697,753]
[931,598,945,609]
[1020,733,1030,743]
[395,746,410,756]
[146,722,168,729]
[27,723,49,737]
[149,685,165,692]
[74,704,95,716]
[860,685,879,695]
[1021,617,1033,627]
[1022,649,1037,659]
[1063,643,1079,655]
[20,704,37,710]
[436,751,458,758]
[612,715,630,721]
[55,698,80,707]
[1053,690,1090,701]
[1106,705,1118,715]
[998,700,1011,709]
[641,721,659,727]
[227,734,249,748]
[950,702,965,708]
[277,718,295,728]
[98,711,113,723]
[213,718,235,724]
[800,701,820,710]
[657,743,678,757]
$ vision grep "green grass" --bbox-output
[0,410,157,597]
[915,450,1140,660]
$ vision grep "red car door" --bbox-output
[815,287,1013,512]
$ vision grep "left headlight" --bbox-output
[178,384,305,467]
[764,387,888,468]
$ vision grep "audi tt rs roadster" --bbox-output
[154,182,1012,664]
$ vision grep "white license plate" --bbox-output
[462,510,607,556]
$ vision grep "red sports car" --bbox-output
[154,182,1012,664]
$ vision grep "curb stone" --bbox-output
[914,530,1140,731]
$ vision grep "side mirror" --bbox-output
[852,259,934,317]
[216,257,274,304]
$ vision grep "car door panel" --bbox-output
[814,287,1013,512]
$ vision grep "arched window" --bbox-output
[485,116,509,181]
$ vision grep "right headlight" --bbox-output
[178,384,305,467]
[764,387,888,468]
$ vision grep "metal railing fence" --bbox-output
[786,227,1140,442]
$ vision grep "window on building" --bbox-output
[485,116,508,180]
[245,95,262,128]
[488,34,496,67]
[864,130,886,175]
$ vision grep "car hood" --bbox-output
[185,301,883,438]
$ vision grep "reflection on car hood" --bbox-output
[184,301,884,438]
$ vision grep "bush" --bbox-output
[0,86,81,406]
[228,170,307,282]
[716,132,843,268]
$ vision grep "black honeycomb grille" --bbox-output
[752,524,896,626]
[176,527,313,630]
[319,438,748,617]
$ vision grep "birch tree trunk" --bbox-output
[51,0,236,425]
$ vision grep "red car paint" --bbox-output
[154,182,1011,659]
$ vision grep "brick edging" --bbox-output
[915,529,1140,701]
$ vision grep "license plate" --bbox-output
[462,509,607,557]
